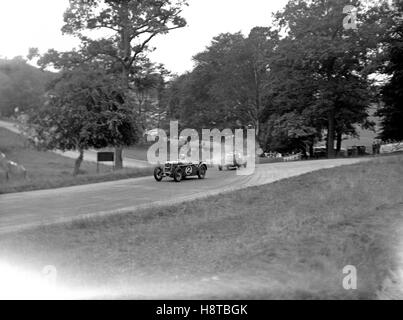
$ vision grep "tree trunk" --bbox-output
[255,120,261,147]
[327,108,336,158]
[309,142,314,159]
[114,64,127,170]
[114,56,129,170]
[115,148,124,169]
[115,146,124,170]
[336,131,342,156]
[115,1,131,170]
[254,67,261,149]
[73,148,84,176]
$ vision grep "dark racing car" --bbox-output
[154,161,208,182]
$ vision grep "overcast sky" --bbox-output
[0,0,288,74]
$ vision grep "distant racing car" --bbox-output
[218,151,247,171]
[154,161,208,182]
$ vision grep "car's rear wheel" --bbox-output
[154,167,164,182]
[198,165,207,179]
[173,167,183,182]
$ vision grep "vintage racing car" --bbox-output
[154,161,208,182]
[218,151,247,171]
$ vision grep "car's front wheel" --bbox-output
[198,165,207,179]
[154,167,164,182]
[173,167,183,182]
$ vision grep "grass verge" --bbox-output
[0,154,402,299]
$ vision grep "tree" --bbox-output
[240,27,279,141]
[29,66,138,175]
[263,111,319,154]
[131,60,170,132]
[61,0,188,168]
[193,30,278,141]
[0,57,53,116]
[378,0,403,142]
[272,0,391,157]
[165,29,278,145]
[163,36,239,131]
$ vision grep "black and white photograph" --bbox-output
[0,0,402,306]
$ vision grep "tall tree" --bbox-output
[61,0,187,168]
[131,60,170,132]
[29,66,138,175]
[166,29,278,145]
[272,0,390,157]
[378,0,403,142]
[233,27,278,141]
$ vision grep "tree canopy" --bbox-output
[29,65,138,175]
[58,0,188,168]
[0,57,54,117]
[2,0,402,161]
[164,0,397,156]
[378,0,403,142]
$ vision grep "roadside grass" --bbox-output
[0,154,402,299]
[0,128,153,194]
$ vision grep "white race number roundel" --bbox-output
[185,166,192,175]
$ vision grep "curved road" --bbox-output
[0,158,368,234]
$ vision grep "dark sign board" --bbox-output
[97,152,115,162]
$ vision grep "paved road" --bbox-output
[0,158,368,234]
[0,119,19,134]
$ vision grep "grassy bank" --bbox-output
[0,128,153,194]
[0,154,402,299]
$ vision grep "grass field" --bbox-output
[0,154,402,299]
[0,128,153,194]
